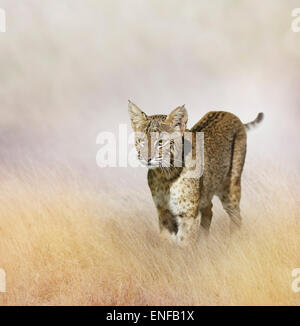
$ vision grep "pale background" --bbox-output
[0,1,299,180]
[0,0,299,305]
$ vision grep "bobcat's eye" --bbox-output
[155,138,163,147]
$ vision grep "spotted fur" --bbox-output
[128,101,264,246]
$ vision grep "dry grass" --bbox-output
[0,0,299,306]
[0,162,299,306]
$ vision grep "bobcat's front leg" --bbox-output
[176,215,199,246]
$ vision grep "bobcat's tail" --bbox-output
[244,112,264,131]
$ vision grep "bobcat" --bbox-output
[128,101,263,246]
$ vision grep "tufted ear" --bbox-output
[163,105,188,133]
[128,100,147,131]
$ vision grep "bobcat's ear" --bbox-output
[128,100,147,131]
[163,105,188,133]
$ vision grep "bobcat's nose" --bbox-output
[147,156,152,164]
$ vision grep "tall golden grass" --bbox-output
[0,0,299,306]
[0,162,299,306]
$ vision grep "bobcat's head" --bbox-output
[128,101,188,169]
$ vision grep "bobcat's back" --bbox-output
[191,111,247,201]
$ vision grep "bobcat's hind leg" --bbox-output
[220,184,242,230]
[220,127,246,231]
[200,202,213,233]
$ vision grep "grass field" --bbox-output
[0,161,299,306]
[0,0,299,306]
